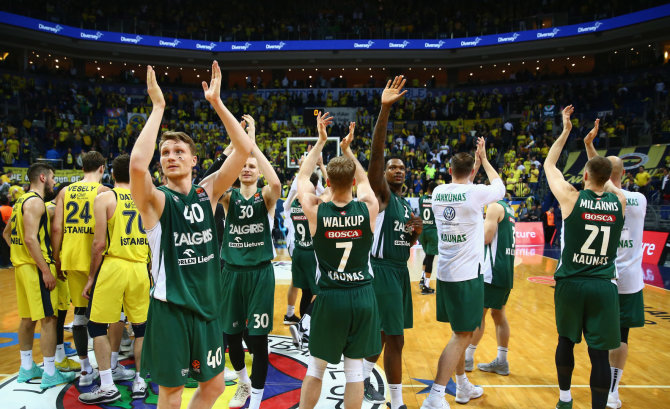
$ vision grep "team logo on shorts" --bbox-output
[191,359,201,373]
[0,336,387,408]
[443,206,456,221]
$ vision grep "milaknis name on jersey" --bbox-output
[174,229,213,246]
[580,198,619,211]
[228,223,264,235]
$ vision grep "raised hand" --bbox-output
[476,137,486,159]
[146,65,166,109]
[584,118,600,145]
[340,122,355,154]
[381,75,408,107]
[562,104,574,131]
[316,111,334,142]
[202,60,222,103]
[407,213,423,236]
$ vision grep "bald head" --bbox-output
[607,155,624,187]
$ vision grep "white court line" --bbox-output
[402,384,670,388]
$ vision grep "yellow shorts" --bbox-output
[66,270,89,308]
[89,257,150,324]
[15,264,58,320]
[56,277,70,311]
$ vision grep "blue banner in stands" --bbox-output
[1,4,669,52]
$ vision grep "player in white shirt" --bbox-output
[584,125,647,409]
[283,156,326,325]
[421,138,505,409]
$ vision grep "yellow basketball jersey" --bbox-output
[9,192,53,266]
[61,181,100,271]
[105,187,149,263]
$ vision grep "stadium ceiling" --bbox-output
[1,16,668,71]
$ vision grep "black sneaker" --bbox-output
[419,280,425,291]
[421,286,435,295]
[363,377,386,404]
[386,403,407,409]
[283,314,300,325]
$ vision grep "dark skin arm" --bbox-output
[408,212,423,244]
[368,76,407,211]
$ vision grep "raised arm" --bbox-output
[369,76,407,208]
[477,137,501,183]
[297,112,333,235]
[199,61,254,209]
[469,143,482,183]
[83,192,113,299]
[23,199,55,290]
[544,105,579,215]
[484,202,504,245]
[583,118,600,160]
[341,122,379,231]
[129,65,166,230]
[243,114,281,215]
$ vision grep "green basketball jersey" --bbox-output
[147,185,220,320]
[291,198,313,250]
[554,190,624,280]
[221,188,275,267]
[484,200,516,288]
[313,200,374,289]
[419,194,437,231]
[371,192,413,265]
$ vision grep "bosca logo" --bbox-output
[0,336,387,408]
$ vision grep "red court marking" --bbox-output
[528,275,556,285]
[269,353,307,380]
[261,388,302,408]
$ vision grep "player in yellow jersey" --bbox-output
[78,154,150,404]
[52,151,109,386]
[2,163,76,389]
[45,195,80,373]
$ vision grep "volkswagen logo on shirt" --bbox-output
[443,206,456,221]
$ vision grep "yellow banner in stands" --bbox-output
[4,167,85,184]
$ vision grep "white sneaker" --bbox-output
[228,382,250,409]
[79,368,99,387]
[111,364,135,382]
[78,385,120,404]
[420,397,451,409]
[131,378,147,399]
[606,393,622,408]
[224,367,238,382]
[455,380,483,404]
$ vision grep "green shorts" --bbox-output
[309,285,381,364]
[221,262,275,336]
[619,290,645,328]
[554,278,620,350]
[436,276,484,332]
[484,283,511,310]
[291,247,319,295]
[370,259,413,335]
[141,298,224,387]
[419,228,439,256]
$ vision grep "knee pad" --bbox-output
[119,311,126,322]
[87,321,108,338]
[306,356,327,380]
[73,313,89,326]
[620,327,630,344]
[132,322,146,338]
[343,357,364,383]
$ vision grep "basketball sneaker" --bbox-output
[78,385,121,404]
[56,357,81,372]
[41,369,76,389]
[477,358,509,375]
[454,380,483,404]
[228,382,251,409]
[112,363,135,381]
[606,393,622,408]
[64,342,77,357]
[17,362,43,383]
[421,286,435,295]
[79,368,99,387]
[386,404,407,409]
[131,378,148,400]
[464,358,474,372]
[224,367,238,382]
[283,314,300,325]
[289,322,306,348]
[420,397,451,409]
[556,400,573,408]
[363,377,386,404]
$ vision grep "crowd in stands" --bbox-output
[6,0,667,41]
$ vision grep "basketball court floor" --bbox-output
[0,245,668,408]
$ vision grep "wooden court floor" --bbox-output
[0,247,669,408]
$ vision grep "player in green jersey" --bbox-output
[364,76,423,409]
[219,114,281,409]
[545,106,626,409]
[418,181,438,294]
[465,200,515,376]
[129,62,254,409]
[297,113,381,409]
